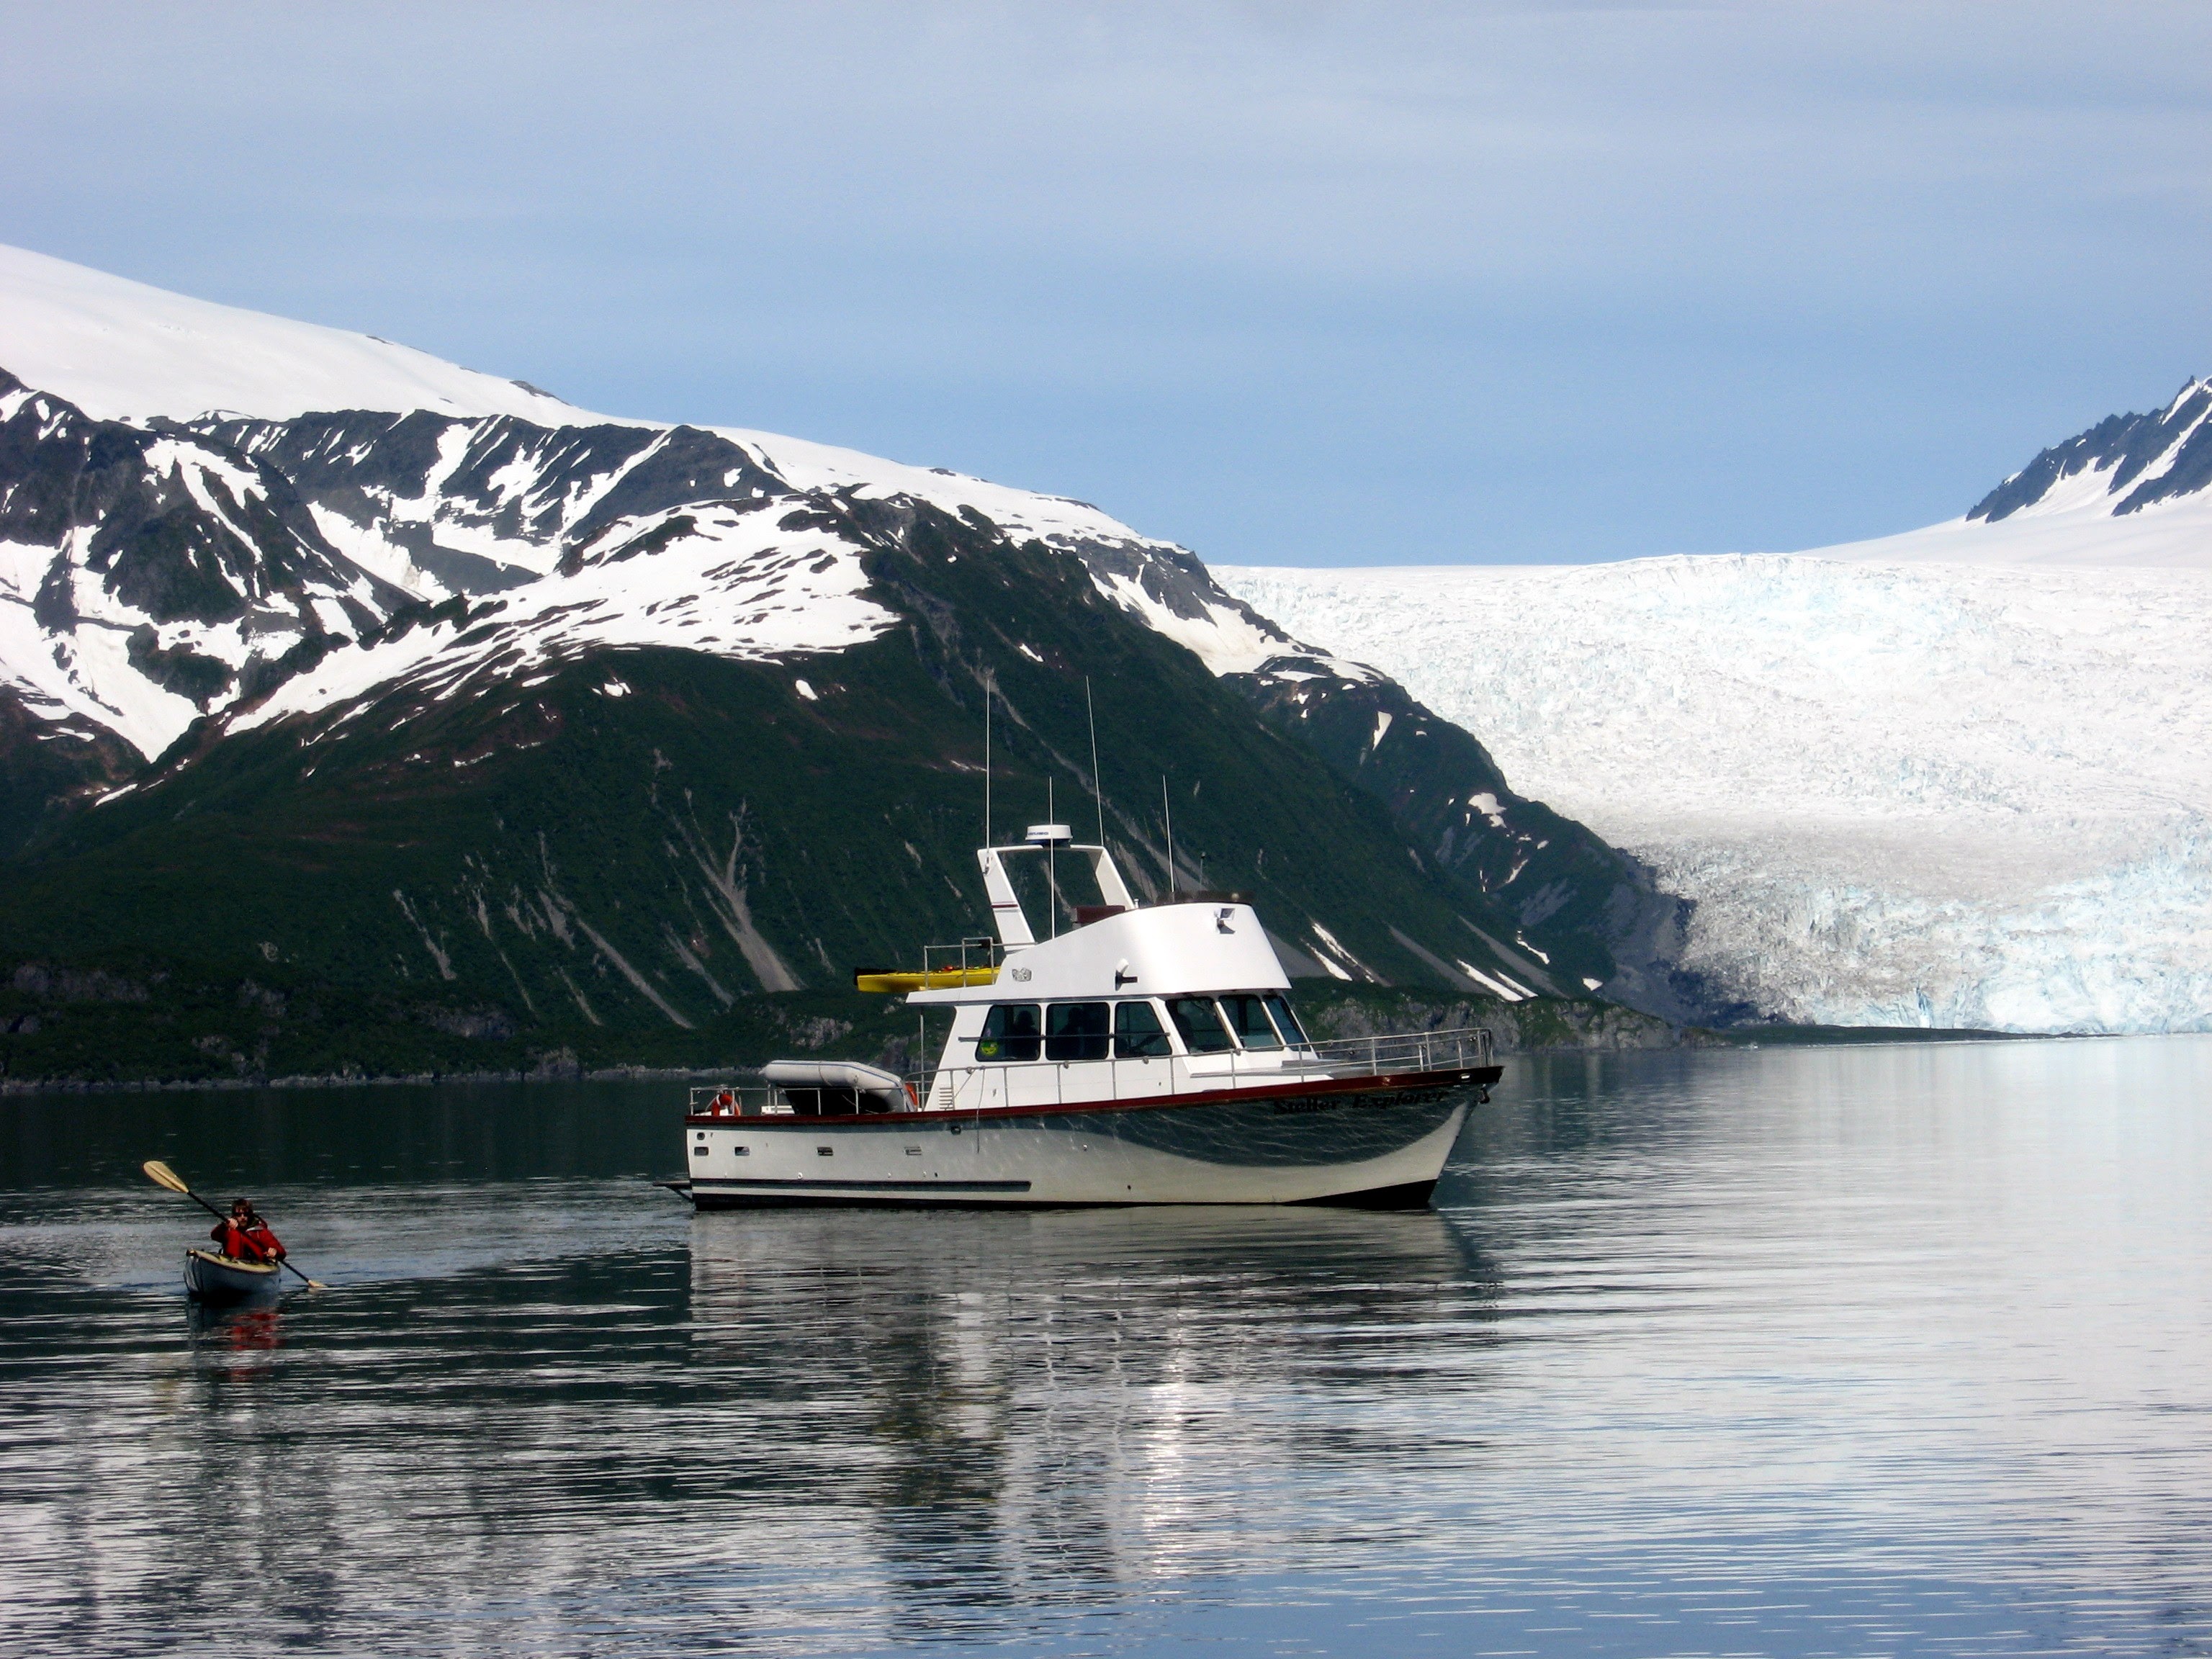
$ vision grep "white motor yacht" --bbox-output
[674,824,1500,1208]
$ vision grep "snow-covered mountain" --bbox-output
[1,245,1671,1066]
[1222,382,2212,1035]
[0,243,1274,766]
[1821,377,2212,571]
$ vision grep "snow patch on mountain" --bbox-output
[1969,377,2212,524]
[234,518,894,736]
[0,243,1404,742]
[1822,377,2212,571]
[721,427,1165,565]
[1220,556,2212,1034]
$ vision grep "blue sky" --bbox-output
[4,2,2208,565]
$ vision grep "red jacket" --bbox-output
[210,1217,285,1262]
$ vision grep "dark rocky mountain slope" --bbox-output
[1969,375,2212,522]
[0,252,1699,1082]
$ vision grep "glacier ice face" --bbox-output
[1220,555,2212,1034]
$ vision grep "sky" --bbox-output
[3,1,2209,566]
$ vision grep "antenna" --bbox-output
[1162,775,1177,900]
[983,669,993,847]
[1047,778,1058,938]
[1085,676,1105,847]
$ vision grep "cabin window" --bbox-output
[1114,1000,1172,1058]
[1263,993,1310,1047]
[1218,994,1284,1051]
[976,1003,1041,1061]
[1166,996,1233,1054]
[1046,1002,1110,1061]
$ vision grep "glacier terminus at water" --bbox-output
[1222,554,2212,1035]
[1223,378,2212,1036]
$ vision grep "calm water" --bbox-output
[2,1040,2208,1657]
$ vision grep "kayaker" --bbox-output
[211,1198,286,1264]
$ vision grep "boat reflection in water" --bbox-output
[685,1202,1498,1597]
[184,1300,285,1385]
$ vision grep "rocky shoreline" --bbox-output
[1296,989,1700,1053]
[0,993,1712,1094]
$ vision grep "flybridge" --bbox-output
[914,829,1284,1007]
[980,822,1133,948]
[848,825,1134,994]
[850,826,1254,997]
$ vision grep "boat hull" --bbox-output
[184,1248,282,1301]
[681,1069,1491,1208]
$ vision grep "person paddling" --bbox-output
[211,1198,286,1265]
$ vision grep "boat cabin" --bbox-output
[891,824,1327,1110]
[686,825,1493,1123]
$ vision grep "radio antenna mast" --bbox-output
[983,669,993,847]
[1162,775,1177,900]
[1085,677,1104,847]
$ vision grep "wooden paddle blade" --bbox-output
[142,1159,190,1195]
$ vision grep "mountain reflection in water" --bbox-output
[1,1040,2208,1655]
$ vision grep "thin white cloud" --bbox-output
[1,1,2206,562]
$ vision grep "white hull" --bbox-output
[684,1087,1473,1208]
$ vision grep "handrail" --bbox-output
[687,1026,1496,1119]
[922,938,1006,977]
[688,1084,789,1117]
[899,1025,1495,1116]
[1301,1025,1495,1074]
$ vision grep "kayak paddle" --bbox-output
[142,1159,326,1290]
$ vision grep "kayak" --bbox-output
[184,1248,282,1301]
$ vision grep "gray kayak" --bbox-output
[184,1248,282,1301]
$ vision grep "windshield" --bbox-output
[1262,994,1309,1047]
[1166,997,1233,1054]
[1218,994,1283,1051]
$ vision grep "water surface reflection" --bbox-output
[0,1040,2206,1655]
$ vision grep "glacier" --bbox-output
[1220,547,2212,1034]
[1222,376,2212,1035]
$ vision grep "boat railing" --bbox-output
[893,1024,1496,1115]
[921,937,1005,977]
[1299,1025,1494,1076]
[687,1028,1497,1120]
[688,1084,791,1117]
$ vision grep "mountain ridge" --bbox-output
[1968,377,2212,525]
[0,245,1698,1082]
[1820,374,2212,571]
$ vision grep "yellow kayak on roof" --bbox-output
[853,966,999,994]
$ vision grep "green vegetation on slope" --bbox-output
[3,505,1635,1083]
